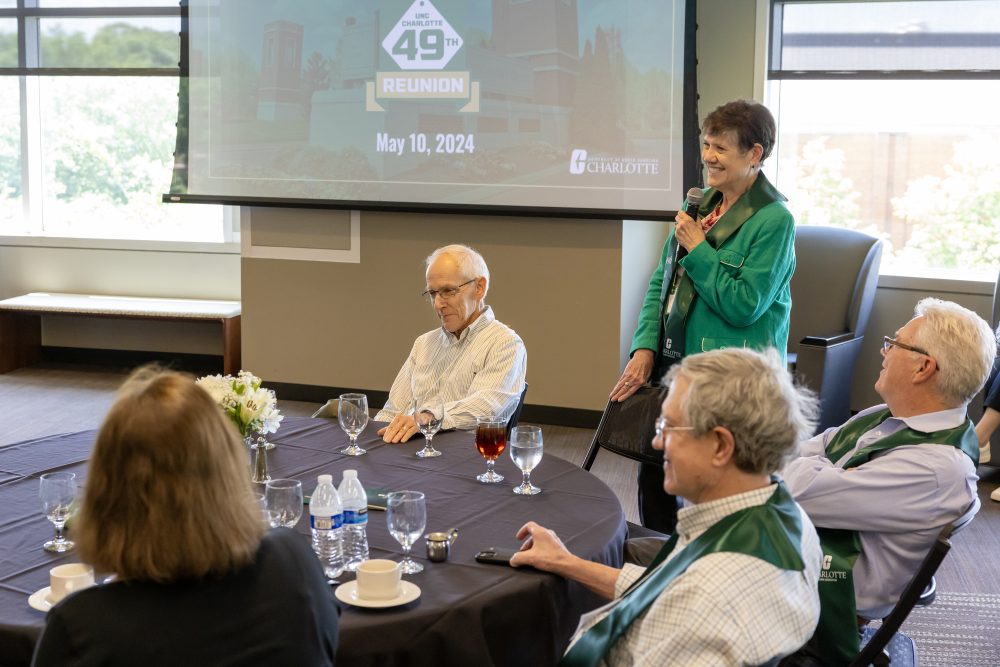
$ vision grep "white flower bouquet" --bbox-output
[196,370,283,439]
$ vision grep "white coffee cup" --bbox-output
[355,559,402,601]
[49,563,95,604]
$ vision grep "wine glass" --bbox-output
[264,478,303,528]
[414,394,443,458]
[338,393,369,456]
[386,490,426,574]
[475,416,507,483]
[510,425,543,495]
[39,472,77,552]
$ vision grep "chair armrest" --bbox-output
[801,333,856,347]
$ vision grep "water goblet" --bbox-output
[414,395,443,458]
[510,425,543,495]
[338,393,369,456]
[264,478,303,528]
[39,472,77,552]
[386,491,426,574]
[253,492,269,526]
[475,416,507,483]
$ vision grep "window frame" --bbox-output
[764,0,1000,285]
[0,2,237,253]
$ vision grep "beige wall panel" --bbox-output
[242,210,622,410]
[696,0,759,115]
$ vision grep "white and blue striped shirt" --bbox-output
[374,306,527,430]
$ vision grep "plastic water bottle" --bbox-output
[338,469,369,571]
[310,474,344,579]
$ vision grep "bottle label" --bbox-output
[311,513,343,530]
[344,508,368,526]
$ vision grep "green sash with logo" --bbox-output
[812,408,978,666]
[560,482,805,667]
[654,173,786,377]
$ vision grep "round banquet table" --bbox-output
[0,417,627,667]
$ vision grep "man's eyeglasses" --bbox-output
[654,416,696,441]
[882,335,935,361]
[422,279,476,304]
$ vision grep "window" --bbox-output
[0,2,227,246]
[767,0,1000,279]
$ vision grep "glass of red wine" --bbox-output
[475,416,507,483]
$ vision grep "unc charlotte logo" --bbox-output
[819,553,847,581]
[569,149,588,174]
[367,0,479,112]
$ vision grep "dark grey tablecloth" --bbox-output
[0,417,626,667]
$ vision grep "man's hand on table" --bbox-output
[510,521,573,573]
[511,521,621,601]
[377,414,417,443]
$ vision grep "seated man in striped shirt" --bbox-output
[375,244,527,442]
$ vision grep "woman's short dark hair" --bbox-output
[76,366,264,582]
[702,100,777,162]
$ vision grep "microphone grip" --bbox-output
[676,200,700,262]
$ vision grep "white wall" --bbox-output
[0,245,239,354]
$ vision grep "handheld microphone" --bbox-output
[676,187,704,261]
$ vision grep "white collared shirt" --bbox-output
[374,306,527,430]
[783,404,978,618]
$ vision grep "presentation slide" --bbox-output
[178,0,688,217]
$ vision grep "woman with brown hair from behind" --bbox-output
[31,367,338,667]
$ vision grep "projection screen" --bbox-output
[169,0,696,219]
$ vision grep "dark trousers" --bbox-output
[637,461,679,534]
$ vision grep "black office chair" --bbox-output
[789,226,883,433]
[582,386,671,538]
[850,521,964,667]
[311,399,339,419]
[582,386,662,471]
[506,382,528,435]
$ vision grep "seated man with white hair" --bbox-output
[784,298,996,665]
[375,244,526,443]
[511,348,822,666]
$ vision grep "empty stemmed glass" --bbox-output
[264,478,303,528]
[339,393,369,456]
[475,416,507,483]
[414,394,443,458]
[39,472,77,552]
[386,491,426,574]
[510,425,543,495]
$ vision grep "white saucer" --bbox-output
[28,586,54,612]
[334,580,420,608]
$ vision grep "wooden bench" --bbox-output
[0,293,241,374]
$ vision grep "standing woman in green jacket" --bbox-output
[610,100,796,533]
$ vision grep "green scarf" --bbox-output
[561,482,805,667]
[812,408,978,666]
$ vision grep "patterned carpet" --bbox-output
[901,592,1000,666]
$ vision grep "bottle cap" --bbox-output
[344,469,357,478]
[318,474,332,484]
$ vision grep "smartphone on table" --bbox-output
[474,547,520,565]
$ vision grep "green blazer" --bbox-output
[630,173,795,364]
